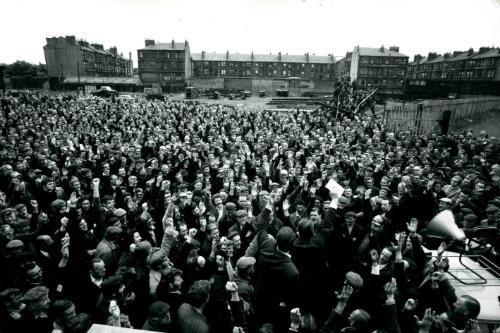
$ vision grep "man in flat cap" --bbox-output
[142,301,171,332]
[438,197,453,212]
[20,285,52,333]
[233,256,257,331]
[229,210,256,250]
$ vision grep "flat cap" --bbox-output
[227,230,240,240]
[463,214,478,223]
[236,210,248,218]
[6,240,24,250]
[485,205,499,213]
[23,286,49,303]
[439,198,453,204]
[345,211,357,219]
[148,301,170,318]
[113,208,127,217]
[345,271,363,289]
[236,256,256,270]
[148,250,168,267]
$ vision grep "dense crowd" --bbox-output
[0,90,499,333]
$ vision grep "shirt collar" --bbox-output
[90,274,102,287]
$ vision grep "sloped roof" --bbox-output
[63,76,141,85]
[426,55,446,64]
[139,43,186,51]
[471,48,500,59]
[408,57,429,65]
[447,51,473,62]
[358,47,408,58]
[191,52,334,64]
[79,46,129,61]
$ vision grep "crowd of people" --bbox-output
[0,89,499,333]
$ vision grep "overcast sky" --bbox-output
[1,0,499,66]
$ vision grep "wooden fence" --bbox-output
[383,97,500,135]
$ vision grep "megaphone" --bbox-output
[426,209,466,241]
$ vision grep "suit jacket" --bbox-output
[72,274,102,315]
[256,247,299,330]
[251,225,300,332]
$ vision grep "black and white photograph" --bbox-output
[1,0,500,332]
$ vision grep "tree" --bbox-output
[5,61,38,77]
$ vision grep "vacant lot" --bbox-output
[453,109,500,138]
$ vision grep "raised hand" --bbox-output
[407,218,418,235]
[290,308,302,328]
[70,192,78,205]
[225,281,238,293]
[437,242,447,256]
[415,308,435,332]
[404,298,418,312]
[282,199,290,212]
[395,232,406,252]
[30,200,38,210]
[335,284,353,305]
[61,216,69,229]
[384,278,397,296]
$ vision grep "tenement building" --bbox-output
[137,40,192,92]
[190,51,335,93]
[405,47,500,98]
[136,39,335,94]
[346,46,409,95]
[44,36,133,89]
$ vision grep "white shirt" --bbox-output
[90,274,103,288]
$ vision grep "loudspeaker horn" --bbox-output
[427,209,466,241]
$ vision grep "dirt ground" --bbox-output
[453,109,500,138]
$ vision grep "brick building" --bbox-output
[346,46,408,94]
[135,37,335,94]
[137,40,191,92]
[190,51,335,94]
[191,51,335,80]
[405,47,500,98]
[44,36,133,89]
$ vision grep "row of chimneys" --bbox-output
[145,39,189,49]
[199,51,334,62]
[413,47,493,63]
[379,45,400,52]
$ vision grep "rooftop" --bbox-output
[191,52,334,64]
[139,43,187,51]
[63,76,141,85]
[357,47,408,58]
[472,48,500,59]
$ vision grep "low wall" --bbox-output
[190,77,224,89]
